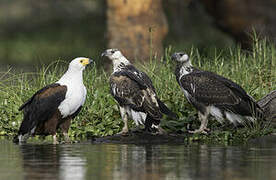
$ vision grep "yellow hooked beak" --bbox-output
[80,58,93,66]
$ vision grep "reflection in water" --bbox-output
[19,144,86,180]
[59,145,86,180]
[1,137,276,180]
[111,142,276,180]
[19,144,60,180]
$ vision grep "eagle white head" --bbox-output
[101,49,130,71]
[57,57,93,85]
[68,57,93,71]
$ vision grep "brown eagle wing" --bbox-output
[18,83,67,134]
[180,72,240,105]
[110,72,162,119]
[180,71,261,116]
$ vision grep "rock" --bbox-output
[91,132,189,144]
[106,0,168,61]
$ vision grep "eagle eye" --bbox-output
[80,60,83,63]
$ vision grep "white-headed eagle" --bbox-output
[171,52,264,134]
[102,49,177,134]
[14,57,92,144]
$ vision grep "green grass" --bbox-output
[0,40,275,144]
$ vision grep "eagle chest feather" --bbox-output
[58,83,86,117]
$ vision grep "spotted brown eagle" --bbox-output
[171,52,264,134]
[102,49,177,134]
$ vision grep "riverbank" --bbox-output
[0,41,275,144]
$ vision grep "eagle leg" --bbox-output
[63,132,71,143]
[60,117,72,143]
[18,134,30,143]
[118,126,129,135]
[118,106,129,135]
[53,134,59,144]
[188,111,209,134]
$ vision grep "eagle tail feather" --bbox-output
[157,99,178,119]
[13,111,37,143]
[252,102,265,121]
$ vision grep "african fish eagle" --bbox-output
[101,49,177,134]
[171,52,264,134]
[14,57,92,144]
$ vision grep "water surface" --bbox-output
[1,136,276,180]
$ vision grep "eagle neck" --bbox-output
[175,62,193,81]
[113,56,130,72]
[58,68,83,86]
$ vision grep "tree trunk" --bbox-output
[106,0,168,61]
[201,0,276,49]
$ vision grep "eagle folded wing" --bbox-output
[110,73,144,110]
[110,72,161,119]
[180,73,241,106]
[125,65,155,90]
[203,71,251,99]
[19,83,67,133]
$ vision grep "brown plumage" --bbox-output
[14,84,82,143]
[171,52,264,134]
[179,71,258,116]
[110,73,162,122]
[102,49,177,134]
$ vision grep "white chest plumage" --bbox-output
[179,66,192,79]
[56,72,86,118]
[179,66,194,103]
[58,84,86,118]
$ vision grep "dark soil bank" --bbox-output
[91,132,192,145]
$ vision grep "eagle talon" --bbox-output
[117,129,129,136]
[60,140,72,144]
[188,129,209,134]
[53,140,59,145]
[53,134,59,144]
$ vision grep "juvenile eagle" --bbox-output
[14,57,92,144]
[102,49,177,134]
[171,52,263,134]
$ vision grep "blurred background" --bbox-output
[0,0,275,67]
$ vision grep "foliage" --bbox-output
[0,40,275,144]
